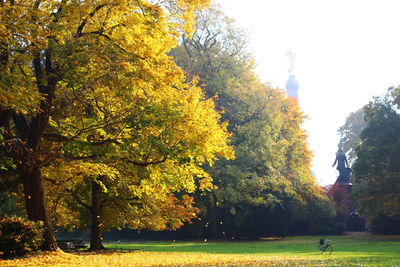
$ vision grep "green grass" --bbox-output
[105,235,400,266]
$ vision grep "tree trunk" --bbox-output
[22,168,58,251]
[89,179,105,250]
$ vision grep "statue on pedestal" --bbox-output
[332,148,351,184]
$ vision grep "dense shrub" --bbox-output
[332,222,347,234]
[0,216,44,258]
[369,214,400,234]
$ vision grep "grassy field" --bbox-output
[2,235,400,266]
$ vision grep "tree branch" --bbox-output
[70,190,91,211]
[51,0,67,23]
[79,31,128,54]
[12,111,30,140]
[42,133,70,142]
[124,156,168,167]
[76,4,108,38]
[0,109,14,140]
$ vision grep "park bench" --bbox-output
[57,240,87,251]
[109,247,145,253]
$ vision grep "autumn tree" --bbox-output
[171,5,333,238]
[0,0,216,250]
[42,82,233,249]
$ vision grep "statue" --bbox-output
[286,51,296,75]
[332,148,351,183]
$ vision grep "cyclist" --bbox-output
[318,239,333,254]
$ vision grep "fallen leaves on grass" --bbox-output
[0,250,306,266]
[0,250,387,266]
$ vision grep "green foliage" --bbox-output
[0,149,18,196]
[369,214,400,234]
[0,216,44,258]
[352,94,400,233]
[0,194,23,218]
[338,108,367,164]
[171,5,334,238]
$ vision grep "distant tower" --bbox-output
[285,51,299,100]
[286,75,299,99]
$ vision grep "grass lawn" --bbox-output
[2,235,400,266]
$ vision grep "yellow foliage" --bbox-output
[0,250,315,267]
[1,0,232,235]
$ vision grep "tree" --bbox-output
[338,108,367,165]
[391,86,400,108]
[171,5,333,238]
[0,0,212,250]
[42,82,233,249]
[352,94,400,233]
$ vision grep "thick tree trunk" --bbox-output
[89,179,105,250]
[22,168,58,251]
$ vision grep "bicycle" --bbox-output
[318,239,333,254]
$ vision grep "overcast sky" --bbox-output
[217,0,400,185]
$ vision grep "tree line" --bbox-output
[1,1,339,251]
[169,6,336,239]
[339,88,400,234]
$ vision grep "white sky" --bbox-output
[217,0,400,185]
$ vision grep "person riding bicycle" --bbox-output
[318,238,333,254]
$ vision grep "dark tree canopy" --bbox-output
[352,94,400,234]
